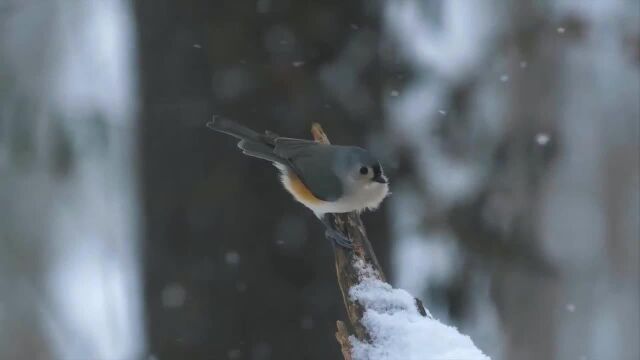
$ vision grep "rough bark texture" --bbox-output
[311,124,427,356]
[335,321,353,360]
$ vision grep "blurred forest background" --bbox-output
[1,0,638,359]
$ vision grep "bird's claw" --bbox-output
[325,229,353,249]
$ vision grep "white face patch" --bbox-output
[330,176,389,213]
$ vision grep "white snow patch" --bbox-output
[348,261,489,360]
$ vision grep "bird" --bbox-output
[206,116,389,248]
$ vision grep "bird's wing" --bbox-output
[274,138,343,202]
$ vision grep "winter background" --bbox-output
[1,0,638,359]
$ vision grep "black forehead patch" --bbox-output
[372,164,381,175]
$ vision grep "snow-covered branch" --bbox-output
[312,124,488,360]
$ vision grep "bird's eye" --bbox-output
[359,166,369,175]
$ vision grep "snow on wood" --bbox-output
[349,260,489,360]
[311,123,488,360]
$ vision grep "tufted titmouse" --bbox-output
[206,116,389,248]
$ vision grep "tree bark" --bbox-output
[311,124,428,357]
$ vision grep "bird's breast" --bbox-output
[275,164,388,215]
[283,171,324,205]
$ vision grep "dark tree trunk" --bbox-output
[134,1,388,358]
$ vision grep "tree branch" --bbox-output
[311,123,428,357]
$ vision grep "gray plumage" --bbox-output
[207,117,346,201]
[208,116,389,248]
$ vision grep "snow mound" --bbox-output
[349,262,490,360]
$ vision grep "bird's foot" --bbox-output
[324,228,353,249]
[320,215,353,249]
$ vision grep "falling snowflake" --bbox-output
[535,133,551,146]
[225,250,240,265]
[161,283,186,308]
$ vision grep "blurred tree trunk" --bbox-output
[383,1,639,359]
[0,1,145,359]
[134,0,388,359]
[485,3,561,359]
[492,2,639,359]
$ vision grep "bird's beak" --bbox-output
[372,174,387,184]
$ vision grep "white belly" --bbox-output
[276,164,389,217]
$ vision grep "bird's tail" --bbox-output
[207,116,285,164]
[206,116,264,142]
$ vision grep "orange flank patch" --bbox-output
[287,172,323,205]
